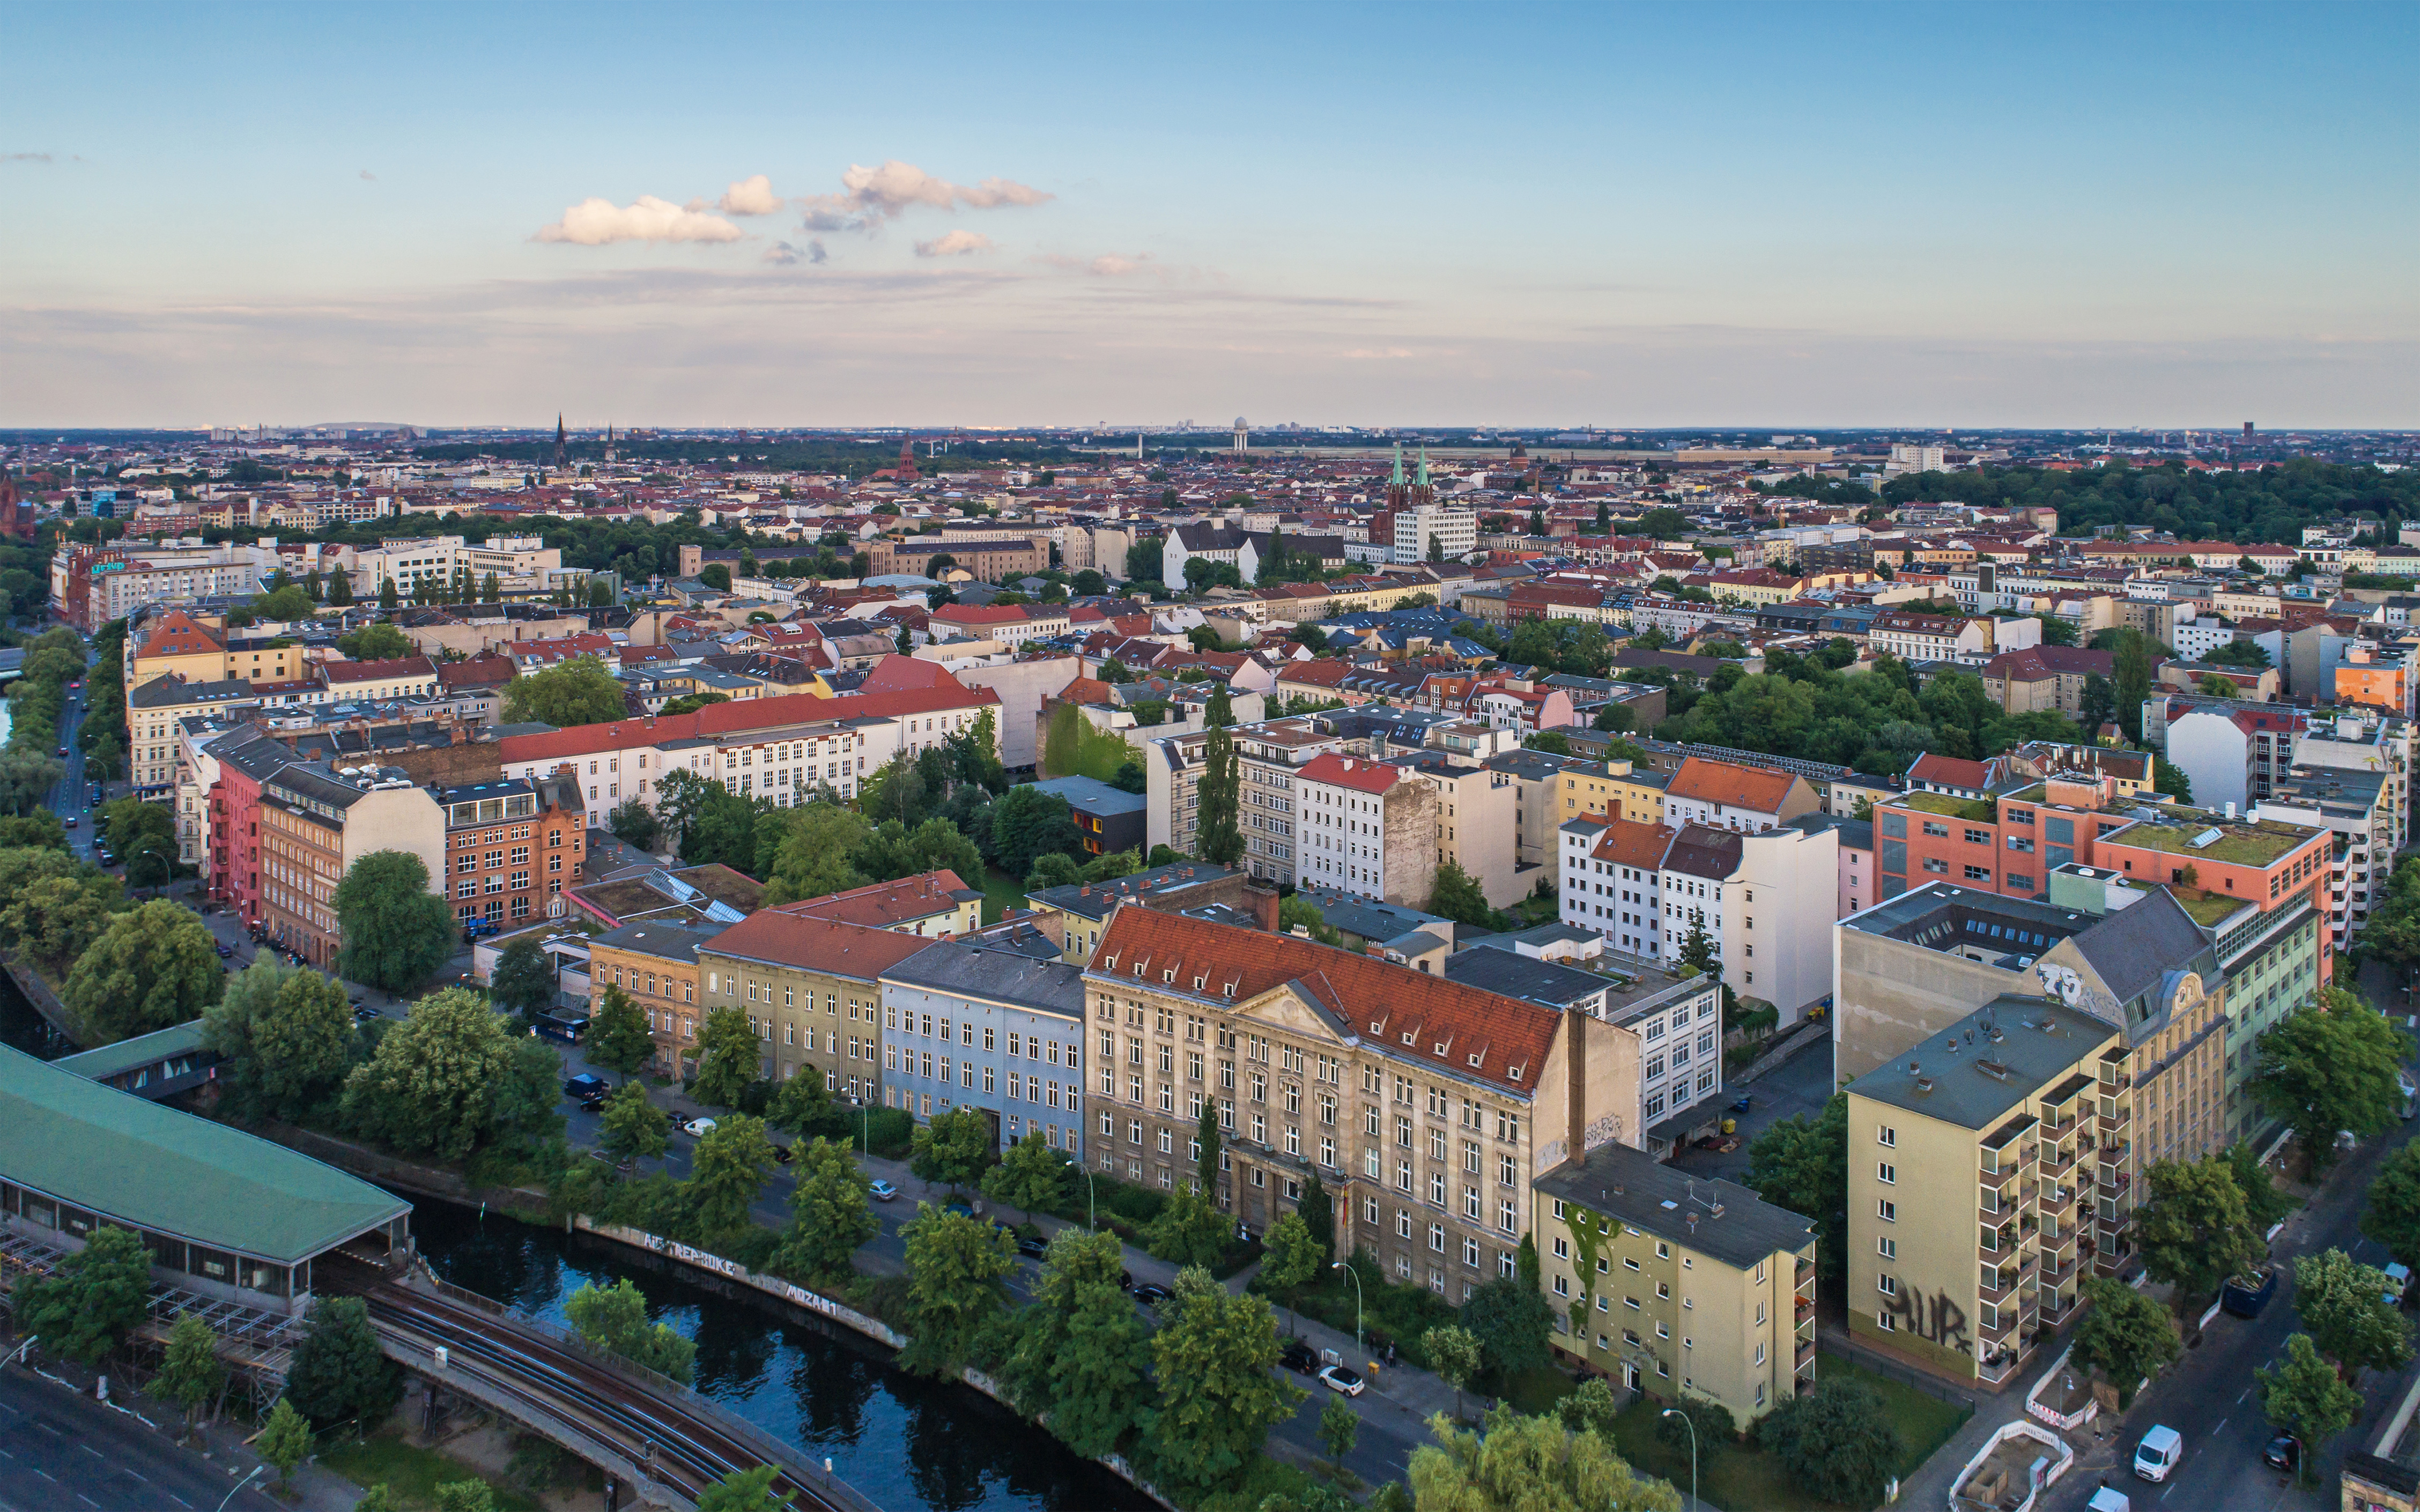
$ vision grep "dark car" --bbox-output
[771,1144,794,1165]
[1132,1283,1174,1306]
[352,1004,383,1021]
[563,1073,611,1102]
[1279,1339,1319,1375]
[1016,1234,1050,1258]
[214,942,234,958]
[2263,1434,2299,1472]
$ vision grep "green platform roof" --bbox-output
[0,1044,409,1264]
[50,1018,211,1083]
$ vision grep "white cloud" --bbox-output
[536,195,744,246]
[359,168,375,181]
[1088,253,1150,276]
[798,159,1050,233]
[718,174,781,216]
[915,229,995,258]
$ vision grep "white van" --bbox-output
[2133,1425,2182,1483]
[2088,1488,2132,1512]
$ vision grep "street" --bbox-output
[0,1368,285,1512]
[1665,1020,1835,1187]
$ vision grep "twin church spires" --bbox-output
[1384,440,1435,510]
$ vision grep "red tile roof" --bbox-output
[1666,757,1799,813]
[1299,752,1405,795]
[495,685,998,765]
[1590,818,1677,869]
[134,610,225,661]
[697,910,935,980]
[324,656,436,683]
[1090,908,1558,1098]
[774,870,974,928]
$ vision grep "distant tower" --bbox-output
[1232,417,1248,455]
[1385,442,1409,510]
[604,423,616,464]
[1135,432,1145,461]
[897,438,920,479]
[552,414,568,471]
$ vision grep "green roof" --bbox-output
[1897,790,1997,822]
[51,1019,211,1083]
[0,1044,410,1264]
[2104,817,2313,866]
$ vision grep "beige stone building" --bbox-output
[695,910,935,1103]
[1538,1142,1816,1421]
[1083,908,1642,1301]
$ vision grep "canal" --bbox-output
[409,1199,1152,1512]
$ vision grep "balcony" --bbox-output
[2040,1254,2081,1289]
[2038,1146,2078,1182]
[2038,1111,2081,1141]
[1978,1313,2019,1344]
[1795,1338,1816,1372]
[2098,1105,2132,1133]
[2038,1186,2077,1221]
[1795,1257,1815,1291]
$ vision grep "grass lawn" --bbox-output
[1501,1363,1574,1417]
[980,866,1027,924]
[317,1430,544,1512]
[1604,1354,1972,1512]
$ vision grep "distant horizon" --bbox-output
[8,424,2408,441]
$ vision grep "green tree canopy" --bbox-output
[1151,1265,1308,1494]
[690,1004,764,1109]
[1407,1403,1680,1512]
[203,958,356,1123]
[337,621,415,661]
[980,1130,1065,1223]
[334,850,456,992]
[2136,1154,2266,1313]
[488,937,558,1029]
[342,986,547,1160]
[1145,1177,1230,1269]
[898,1202,1019,1376]
[284,1295,404,1430]
[687,1113,779,1239]
[565,1278,696,1385]
[2251,989,2414,1170]
[2069,1276,2178,1395]
[596,1082,670,1167]
[1742,1093,1848,1280]
[909,1106,996,1192]
[771,1137,878,1285]
[156,1311,227,1436]
[2258,1331,2364,1463]
[584,983,657,1082]
[60,897,223,1044]
[1753,1374,1905,1508]
[10,1224,151,1363]
[501,655,628,727]
[2295,1248,2413,1379]
[260,1397,315,1491]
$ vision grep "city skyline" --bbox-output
[3,1,2414,429]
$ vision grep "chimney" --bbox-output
[1244,879,1279,933]
[1565,1003,1586,1176]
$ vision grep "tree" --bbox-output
[766,1067,831,1136]
[1151,1266,1307,1493]
[284,1295,404,1431]
[1196,1100,1222,1198]
[910,1106,996,1193]
[1427,859,1497,931]
[1654,1393,1736,1453]
[489,937,558,1029]
[1557,1376,1619,1440]
[597,1082,670,1166]
[1407,1405,1679,1512]
[981,1130,1063,1223]
[688,1114,778,1238]
[998,1226,1157,1457]
[2230,1138,2295,1233]
[259,1397,315,1492]
[697,1466,796,1512]
[2135,1154,2264,1313]
[2196,672,2237,698]
[691,1004,763,1109]
[1259,1212,1323,1336]
[2366,1144,2420,1270]
[858,816,985,887]
[2295,1248,2412,1380]
[1319,1395,1361,1477]
[379,576,398,609]
[2259,1332,2364,1473]
[2068,1277,2178,1396]
[501,655,627,727]
[1146,1177,1230,1268]
[435,1483,497,1512]
[1676,908,1716,980]
[2112,628,2153,742]
[10,1225,151,1363]
[2252,990,2414,1170]
[1423,1324,1482,1422]
[0,869,116,975]
[327,571,354,607]
[1753,1374,1904,1508]
[987,785,1084,880]
[898,1202,1018,1376]
[333,851,456,992]
[565,1278,695,1385]
[607,797,663,852]
[60,899,223,1044]
[1298,1170,1334,1259]
[1742,1093,1848,1280]
[337,621,414,661]
[203,958,356,1123]
[342,987,539,1160]
[772,1138,878,1285]
[585,984,657,1083]
[1196,707,1242,866]
[758,801,872,906]
[1460,1275,1555,1381]
[156,1311,227,1439]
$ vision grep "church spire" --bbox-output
[1390,441,1404,485]
[552,413,568,471]
[1416,446,1430,486]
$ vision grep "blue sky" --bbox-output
[3,1,2412,428]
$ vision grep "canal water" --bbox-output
[409,1199,1152,1512]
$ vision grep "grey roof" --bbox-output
[2062,886,2219,1027]
[130,675,256,709]
[1535,1140,1814,1271]
[1662,825,1743,881]
[1288,886,1456,946]
[591,918,730,962]
[1442,947,1606,1009]
[1794,812,1874,852]
[1845,994,2113,1131]
[882,939,1086,1018]
[1483,750,1583,781]
[1026,860,1238,921]
[1482,922,1604,951]
[51,1019,212,1083]
[1842,881,2093,953]
[0,1044,410,1265]
[1028,774,1148,819]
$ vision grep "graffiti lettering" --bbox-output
[1879,1285,1970,1353]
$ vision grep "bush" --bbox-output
[1655,1391,1737,1450]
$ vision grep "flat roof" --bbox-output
[0,1044,410,1265]
[1535,1140,1814,1270]
[1845,996,2115,1131]
[2099,816,2315,866]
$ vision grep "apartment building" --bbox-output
[344,535,563,600]
[692,910,933,1105]
[128,675,258,795]
[53,543,270,631]
[320,657,441,704]
[1539,1143,1816,1418]
[1560,817,1677,958]
[436,775,585,927]
[2157,700,2308,816]
[1556,759,1671,827]
[1392,506,1477,565]
[1846,995,2118,1388]
[1296,753,1438,906]
[1389,751,1524,908]
[2257,765,2393,945]
[2294,709,2412,848]
[878,939,1089,1151]
[495,685,1001,811]
[866,535,1047,583]
[255,762,446,967]
[1659,758,1822,833]
[1081,908,1643,1299]
[594,918,731,1077]
[127,610,308,690]
[1868,611,1996,666]
[776,871,982,938]
[1022,862,1250,964]
[1484,748,1586,870]
[1145,714,1357,886]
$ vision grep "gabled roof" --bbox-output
[775,869,976,928]
[495,684,997,765]
[133,610,225,661]
[1299,752,1407,795]
[1590,817,1677,869]
[696,910,935,982]
[1666,757,1800,813]
[1661,824,1743,881]
[1090,908,1559,1099]
[324,656,436,684]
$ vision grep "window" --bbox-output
[1877,1310,1897,1332]
[1921,821,1948,837]
[1877,1162,1896,1184]
[1877,1125,1896,1147]
[1964,864,1992,882]
[1923,858,1950,874]
[1877,1199,1896,1221]
[1877,1274,1898,1297]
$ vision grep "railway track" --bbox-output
[319,1260,863,1510]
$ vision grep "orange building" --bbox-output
[2335,661,2411,719]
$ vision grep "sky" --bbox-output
[2,1,2414,431]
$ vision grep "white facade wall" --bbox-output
[2162,708,2252,816]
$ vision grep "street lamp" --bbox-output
[1661,1407,1697,1512]
[1079,1161,1098,1229]
[214,1465,265,1512]
[137,843,171,899]
[849,1096,868,1158]
[1330,1259,1363,1358]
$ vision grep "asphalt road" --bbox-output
[0,1369,284,1512]
[1664,1021,1835,1187]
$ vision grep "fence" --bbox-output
[1822,1336,1979,1417]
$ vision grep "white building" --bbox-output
[1392,506,1477,566]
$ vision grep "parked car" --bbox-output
[2386,1262,2411,1308]
[868,1180,898,1202]
[2085,1488,2132,1512]
[682,1117,717,1138]
[1016,1234,1050,1258]
[62,816,74,829]
[2221,1266,2277,1318]
[1131,1283,1173,1306]
[352,1004,383,1021]
[1279,1339,1319,1375]
[2262,1433,2299,1472]
[214,942,235,959]
[2133,1425,2183,1483]
[563,1073,610,1102]
[1318,1365,1365,1398]
[53,747,64,758]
